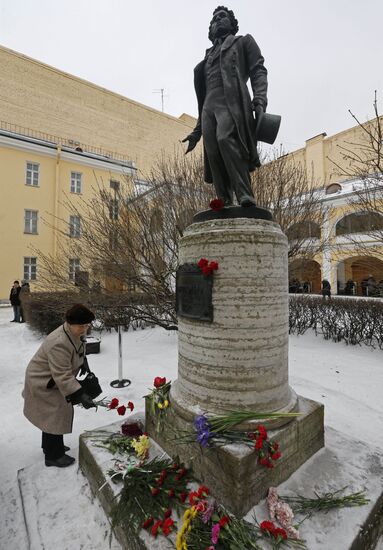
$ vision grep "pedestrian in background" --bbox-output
[9,280,21,322]
[19,280,30,323]
[321,279,331,300]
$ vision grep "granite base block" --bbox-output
[145,394,325,517]
[78,419,383,549]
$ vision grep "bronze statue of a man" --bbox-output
[183,6,268,207]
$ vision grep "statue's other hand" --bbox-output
[182,135,198,154]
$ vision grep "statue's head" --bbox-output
[208,6,238,42]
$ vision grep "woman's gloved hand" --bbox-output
[79,392,96,409]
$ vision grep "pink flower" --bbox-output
[276,501,294,529]
[202,500,215,524]
[211,523,221,545]
[267,487,279,520]
[287,525,300,539]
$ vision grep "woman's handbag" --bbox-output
[77,356,102,399]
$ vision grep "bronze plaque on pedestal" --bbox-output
[176,264,213,322]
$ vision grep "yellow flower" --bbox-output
[163,399,169,408]
[130,434,150,459]
[157,402,164,410]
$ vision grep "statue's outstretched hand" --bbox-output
[182,135,198,154]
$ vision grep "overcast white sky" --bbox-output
[0,0,382,151]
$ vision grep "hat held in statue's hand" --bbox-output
[255,111,281,144]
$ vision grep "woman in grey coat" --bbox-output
[23,304,96,467]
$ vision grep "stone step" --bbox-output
[0,477,29,549]
[15,448,121,550]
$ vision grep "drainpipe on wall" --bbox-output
[53,145,61,257]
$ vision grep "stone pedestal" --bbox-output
[174,216,297,428]
[146,214,325,516]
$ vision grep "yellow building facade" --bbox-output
[0,129,137,299]
[287,123,383,296]
[0,45,197,301]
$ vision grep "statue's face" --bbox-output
[210,9,232,40]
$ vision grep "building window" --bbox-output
[70,172,82,193]
[109,199,119,220]
[24,210,38,234]
[26,162,39,186]
[24,257,37,281]
[286,221,321,241]
[69,258,81,281]
[69,215,81,237]
[110,179,120,191]
[335,211,383,236]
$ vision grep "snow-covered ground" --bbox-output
[0,305,382,549]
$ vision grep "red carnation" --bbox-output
[260,520,276,534]
[189,491,199,505]
[154,376,166,388]
[201,265,213,276]
[177,467,187,478]
[108,398,119,410]
[127,401,134,412]
[164,508,172,518]
[271,451,282,461]
[257,425,267,439]
[151,487,160,496]
[259,457,274,469]
[180,492,187,503]
[162,517,174,536]
[198,258,209,268]
[272,442,279,451]
[151,520,162,537]
[168,488,175,498]
[219,515,230,527]
[255,437,264,450]
[117,405,126,416]
[197,485,209,498]
[209,261,219,271]
[209,198,225,212]
[274,527,287,540]
[142,517,154,529]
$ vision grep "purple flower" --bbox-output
[194,414,210,430]
[194,414,214,447]
[202,500,216,524]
